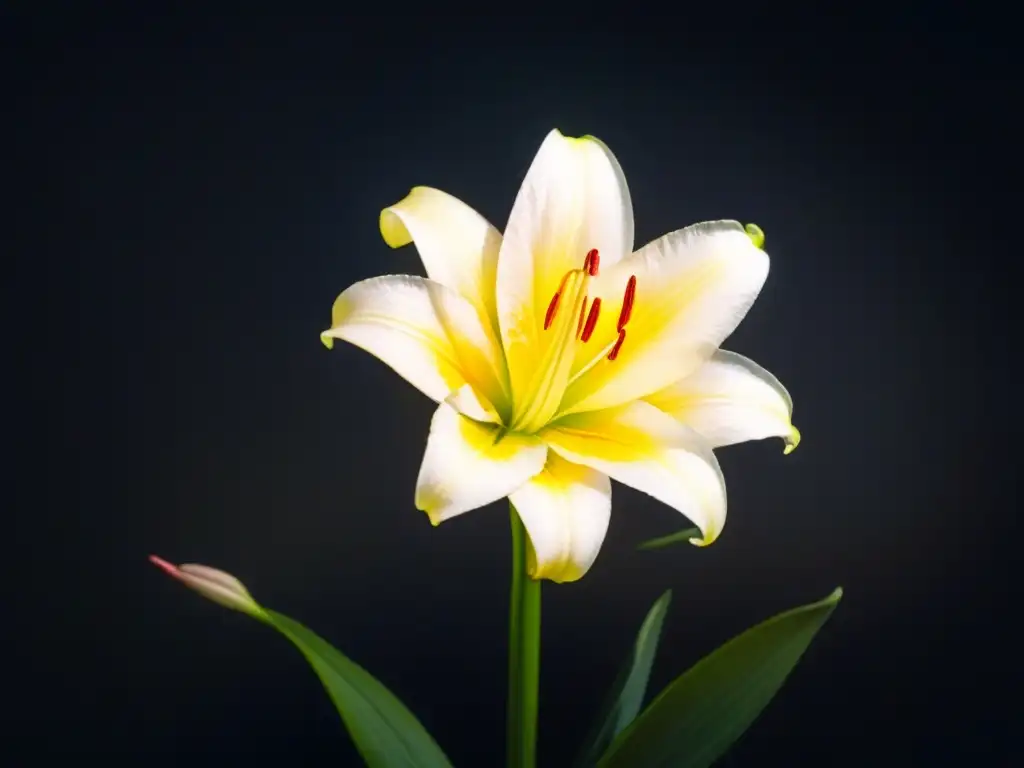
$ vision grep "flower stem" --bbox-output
[507,502,541,768]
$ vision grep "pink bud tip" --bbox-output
[149,554,180,577]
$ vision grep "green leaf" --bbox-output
[266,611,455,768]
[151,557,453,768]
[573,590,672,768]
[636,528,702,550]
[597,587,843,768]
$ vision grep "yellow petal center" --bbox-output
[510,267,592,434]
[507,248,644,434]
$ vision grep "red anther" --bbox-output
[586,248,600,276]
[576,297,589,339]
[544,292,561,330]
[580,297,601,342]
[608,329,626,360]
[617,275,636,331]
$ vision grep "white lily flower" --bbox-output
[322,130,799,583]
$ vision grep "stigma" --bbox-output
[543,249,603,340]
[544,249,601,332]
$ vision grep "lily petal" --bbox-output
[645,350,801,453]
[496,130,634,419]
[415,401,548,525]
[445,383,502,425]
[509,453,612,583]
[321,275,509,414]
[379,186,503,332]
[542,401,726,546]
[562,221,769,416]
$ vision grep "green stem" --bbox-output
[507,502,541,768]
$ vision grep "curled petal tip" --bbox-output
[320,331,335,350]
[379,205,413,249]
[415,494,444,528]
[688,531,717,548]
[783,425,802,455]
[744,223,765,249]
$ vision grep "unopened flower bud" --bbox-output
[150,555,265,619]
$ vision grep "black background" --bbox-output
[13,6,1015,766]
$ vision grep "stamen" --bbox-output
[513,265,591,433]
[576,297,589,339]
[617,275,636,331]
[543,292,561,330]
[543,271,577,331]
[580,298,601,342]
[585,248,600,276]
[608,329,626,360]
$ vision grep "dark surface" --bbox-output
[13,7,1013,766]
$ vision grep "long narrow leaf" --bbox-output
[597,587,843,768]
[572,590,672,767]
[151,557,453,768]
[637,528,701,550]
[267,611,454,768]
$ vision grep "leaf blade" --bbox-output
[636,528,702,551]
[573,590,672,767]
[266,609,454,768]
[150,557,453,768]
[597,587,843,768]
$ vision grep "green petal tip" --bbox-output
[783,426,801,455]
[744,223,765,249]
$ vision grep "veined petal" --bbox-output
[445,383,502,424]
[509,453,611,583]
[321,275,509,415]
[561,221,770,416]
[415,401,548,525]
[542,401,726,546]
[496,130,634,422]
[379,186,502,332]
[645,350,801,453]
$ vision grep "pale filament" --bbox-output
[545,254,637,362]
